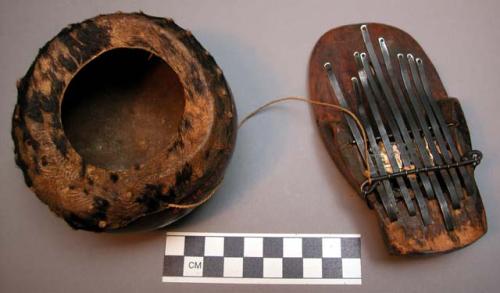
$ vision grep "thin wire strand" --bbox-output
[167,181,221,209]
[239,96,371,180]
[169,96,371,209]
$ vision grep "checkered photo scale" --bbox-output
[162,232,361,284]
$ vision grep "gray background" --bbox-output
[1,0,499,292]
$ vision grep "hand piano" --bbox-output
[309,23,486,255]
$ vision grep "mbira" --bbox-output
[309,23,486,255]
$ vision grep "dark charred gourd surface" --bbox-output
[12,13,237,232]
[62,48,185,170]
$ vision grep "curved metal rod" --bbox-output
[361,150,482,196]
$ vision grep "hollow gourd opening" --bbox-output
[61,48,185,170]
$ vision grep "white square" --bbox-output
[165,236,185,256]
[263,258,282,278]
[223,257,243,277]
[204,237,224,256]
[283,238,302,257]
[322,238,341,258]
[303,258,322,278]
[244,237,263,257]
[342,258,361,278]
[183,256,204,276]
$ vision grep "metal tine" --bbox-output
[323,63,374,171]
[396,56,455,230]
[352,76,432,224]
[378,38,462,208]
[364,38,436,224]
[397,54,460,208]
[359,25,437,202]
[323,62,398,221]
[415,58,478,198]
[406,54,466,202]
[376,38,445,196]
[354,52,417,217]
[351,76,399,220]
[350,123,455,145]
[360,25,455,230]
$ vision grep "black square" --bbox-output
[341,238,361,258]
[203,256,224,277]
[263,237,283,257]
[243,257,263,278]
[303,238,322,258]
[163,256,184,276]
[224,237,244,257]
[282,258,303,278]
[184,236,205,256]
[322,258,342,278]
